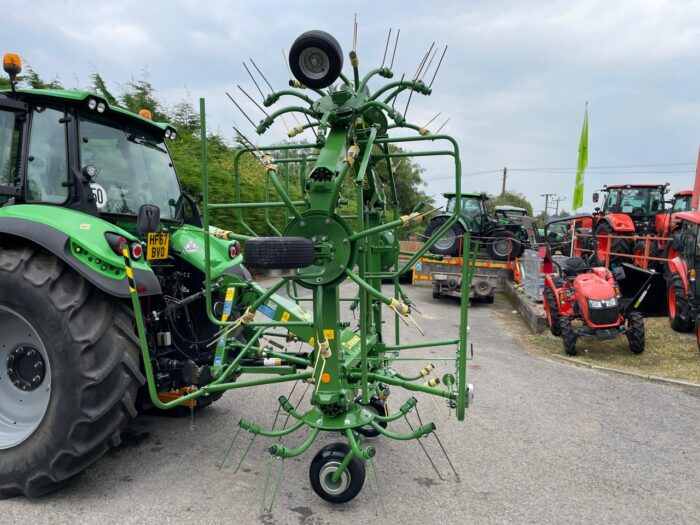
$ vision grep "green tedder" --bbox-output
[0,27,473,504]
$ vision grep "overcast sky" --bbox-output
[5,0,700,213]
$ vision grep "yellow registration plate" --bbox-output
[146,232,170,260]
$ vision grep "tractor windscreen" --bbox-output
[78,114,182,220]
[605,187,665,215]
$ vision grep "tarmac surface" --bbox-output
[3,283,700,524]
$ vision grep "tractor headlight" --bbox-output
[588,297,617,308]
[97,102,106,113]
[87,98,97,110]
[164,129,171,139]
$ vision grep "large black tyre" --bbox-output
[424,216,465,256]
[289,30,344,89]
[668,272,693,332]
[309,442,366,503]
[544,287,562,336]
[595,221,632,266]
[0,244,143,498]
[488,230,520,261]
[244,237,314,270]
[559,316,578,356]
[626,310,645,354]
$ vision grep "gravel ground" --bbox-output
[3,283,700,524]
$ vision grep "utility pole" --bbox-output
[540,193,556,221]
[552,196,566,216]
[501,167,507,196]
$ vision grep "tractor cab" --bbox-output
[595,183,668,231]
[443,192,490,232]
[0,89,186,231]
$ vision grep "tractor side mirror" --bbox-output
[592,192,599,203]
[136,204,160,237]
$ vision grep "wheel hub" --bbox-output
[7,345,45,391]
[319,461,351,495]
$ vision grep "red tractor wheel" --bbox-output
[668,272,693,332]
[543,287,561,336]
[595,221,632,266]
[626,310,645,354]
[559,317,578,356]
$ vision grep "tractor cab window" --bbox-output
[461,197,482,219]
[78,114,182,220]
[0,109,23,206]
[672,195,691,213]
[25,107,69,204]
[603,190,620,212]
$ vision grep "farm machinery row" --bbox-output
[541,177,700,354]
[0,29,474,503]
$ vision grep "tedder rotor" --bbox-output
[134,28,476,504]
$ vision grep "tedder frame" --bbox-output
[122,29,474,504]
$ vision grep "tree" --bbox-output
[90,72,118,105]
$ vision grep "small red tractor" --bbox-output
[665,211,700,342]
[542,217,651,356]
[591,183,670,266]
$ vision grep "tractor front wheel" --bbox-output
[0,244,143,498]
[309,442,366,503]
[668,272,693,332]
[559,317,578,356]
[544,287,562,336]
[488,230,520,261]
[626,310,645,354]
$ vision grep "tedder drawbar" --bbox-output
[0,28,473,504]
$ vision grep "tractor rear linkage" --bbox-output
[123,29,474,504]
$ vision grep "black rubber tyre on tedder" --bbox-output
[0,244,143,498]
[309,442,366,504]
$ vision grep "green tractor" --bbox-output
[424,192,537,260]
[0,56,250,497]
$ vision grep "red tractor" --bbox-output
[591,183,670,266]
[543,217,650,356]
[665,211,700,341]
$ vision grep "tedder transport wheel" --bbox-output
[668,272,693,332]
[0,245,143,498]
[488,230,520,261]
[595,221,632,266]
[309,442,366,504]
[544,287,562,336]
[424,216,464,257]
[559,317,578,356]
[355,396,388,438]
[626,310,645,354]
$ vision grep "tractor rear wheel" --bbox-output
[488,230,520,261]
[626,310,645,354]
[595,221,632,266]
[425,216,464,256]
[544,287,562,336]
[559,317,578,356]
[309,442,366,503]
[0,244,143,498]
[668,272,693,332]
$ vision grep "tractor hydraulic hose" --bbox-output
[352,372,453,401]
[268,428,320,459]
[277,395,307,421]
